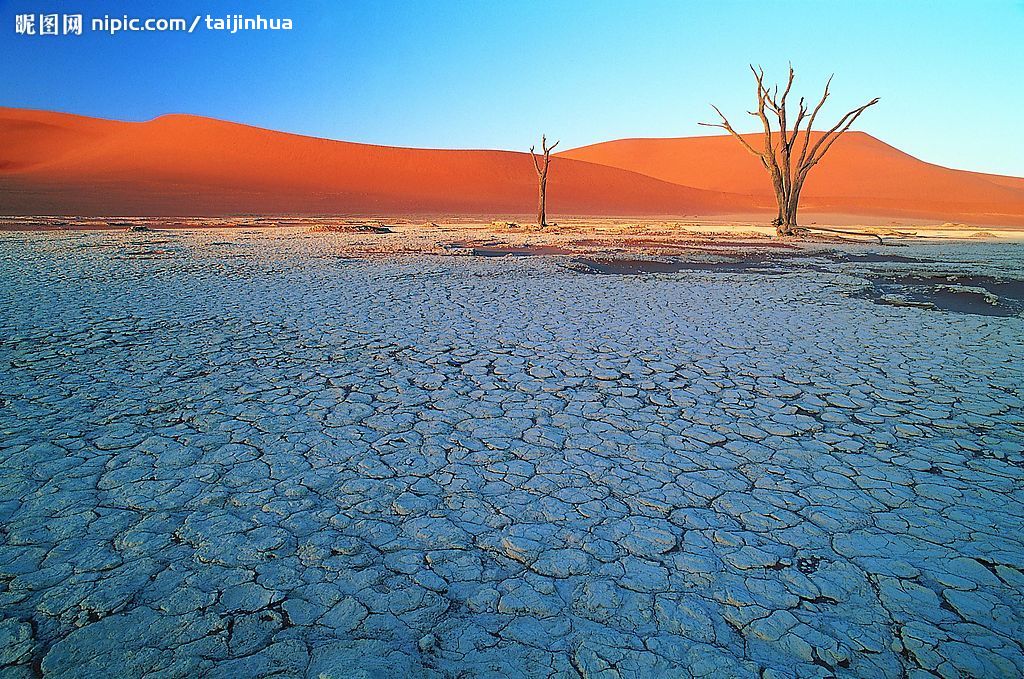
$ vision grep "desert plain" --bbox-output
[1,217,1022,677]
[3,86,1024,679]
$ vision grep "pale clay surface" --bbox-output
[0,229,1022,678]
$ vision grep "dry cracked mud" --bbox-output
[1,230,1022,678]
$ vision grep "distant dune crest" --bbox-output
[559,133,1024,224]
[1,107,1022,225]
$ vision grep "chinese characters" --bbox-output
[14,13,83,36]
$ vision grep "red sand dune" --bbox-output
[0,107,753,218]
[2,106,1023,226]
[560,133,1024,226]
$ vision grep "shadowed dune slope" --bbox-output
[559,132,1024,226]
[0,108,757,217]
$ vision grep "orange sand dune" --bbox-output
[560,132,1024,226]
[4,107,1022,226]
[0,107,755,218]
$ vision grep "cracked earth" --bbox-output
[1,230,1022,678]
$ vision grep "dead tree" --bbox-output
[700,65,879,237]
[531,135,559,227]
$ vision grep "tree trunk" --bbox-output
[776,220,797,237]
[538,175,547,227]
[531,136,559,228]
[772,179,785,231]
[779,182,803,236]
[778,216,797,236]
[772,183,793,237]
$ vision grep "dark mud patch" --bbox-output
[447,241,574,257]
[568,237,799,251]
[309,223,392,234]
[112,249,177,260]
[836,252,935,264]
[895,274,1024,300]
[569,256,790,275]
[855,274,1024,317]
[472,246,574,257]
[119,224,161,232]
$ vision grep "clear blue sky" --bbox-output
[2,0,1022,175]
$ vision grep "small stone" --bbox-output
[418,633,437,653]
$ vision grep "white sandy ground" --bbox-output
[3,216,1024,244]
[0,228,1022,677]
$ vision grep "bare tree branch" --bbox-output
[699,105,762,158]
[806,97,880,166]
[796,74,833,170]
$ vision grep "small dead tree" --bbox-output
[701,65,879,237]
[531,135,559,227]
